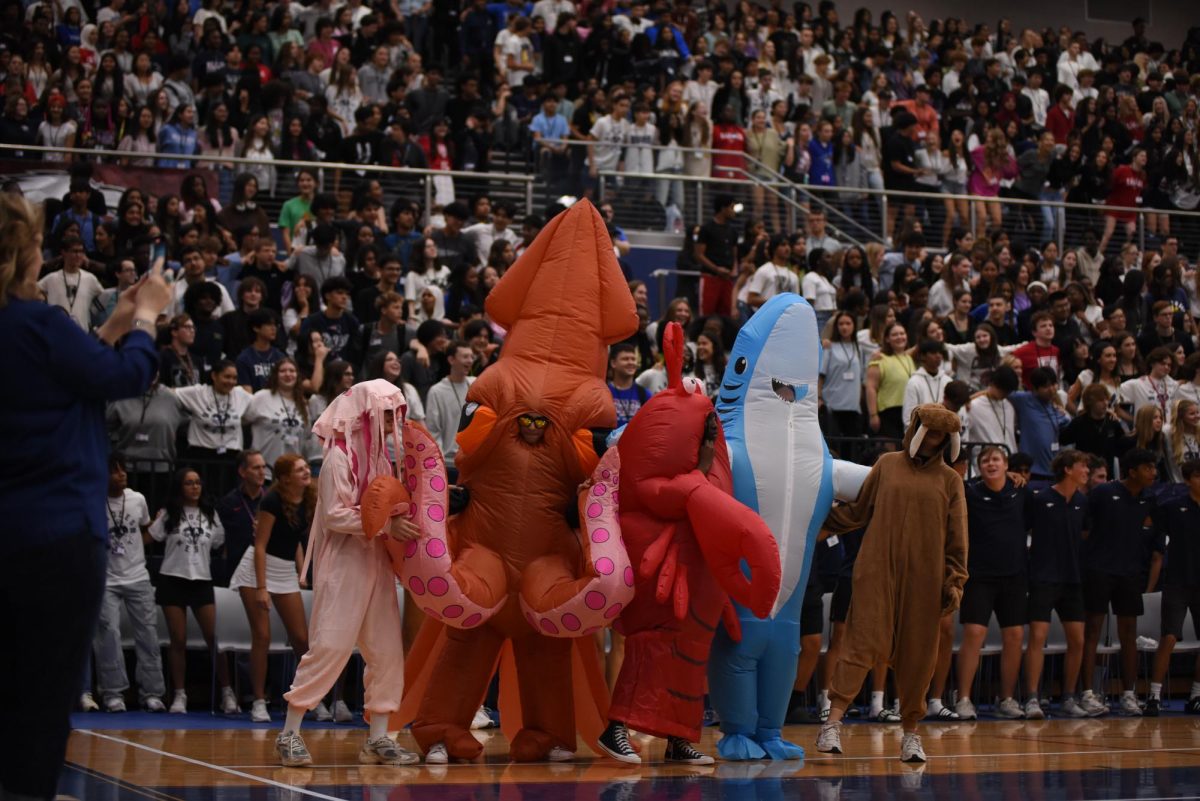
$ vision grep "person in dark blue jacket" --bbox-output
[0,195,172,801]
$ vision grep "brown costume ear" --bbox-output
[361,476,411,539]
[905,404,963,461]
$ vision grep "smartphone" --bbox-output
[152,238,167,264]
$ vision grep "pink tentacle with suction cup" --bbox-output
[399,425,505,629]
[519,447,635,637]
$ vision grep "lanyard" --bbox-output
[1145,376,1169,415]
[210,387,231,435]
[836,342,860,370]
[62,270,80,309]
[106,493,126,532]
[988,397,1008,442]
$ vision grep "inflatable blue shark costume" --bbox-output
[708,293,869,760]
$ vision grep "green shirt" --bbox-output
[278,196,312,235]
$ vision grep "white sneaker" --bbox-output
[104,695,126,713]
[1061,696,1088,718]
[333,700,354,723]
[250,699,270,723]
[425,742,449,764]
[144,696,166,713]
[471,706,493,729]
[220,687,240,715]
[997,698,1025,719]
[816,721,842,754]
[899,732,926,763]
[276,730,312,767]
[548,746,575,762]
[359,735,420,765]
[169,690,187,714]
[1119,693,1143,717]
[1023,698,1044,720]
[955,698,977,720]
[314,701,333,721]
[1080,690,1110,717]
[80,692,99,712]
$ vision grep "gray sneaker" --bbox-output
[359,735,420,765]
[1118,694,1143,717]
[997,698,1025,719]
[1060,696,1088,718]
[1080,691,1110,717]
[954,698,978,720]
[899,732,926,763]
[1023,698,1045,720]
[275,730,313,767]
[816,721,843,754]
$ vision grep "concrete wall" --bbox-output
[850,0,1191,51]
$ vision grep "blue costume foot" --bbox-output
[716,733,768,760]
[757,736,805,760]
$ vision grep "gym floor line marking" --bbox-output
[77,729,351,801]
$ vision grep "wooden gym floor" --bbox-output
[59,713,1200,800]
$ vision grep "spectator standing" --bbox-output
[865,322,914,439]
[39,235,103,330]
[694,194,738,317]
[423,339,475,482]
[216,450,268,586]
[1009,366,1071,479]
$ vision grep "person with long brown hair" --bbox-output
[969,127,1017,237]
[229,454,317,723]
[244,357,313,478]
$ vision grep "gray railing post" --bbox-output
[880,194,889,242]
[656,270,668,318]
[1056,205,1065,253]
[525,179,534,218]
[424,178,433,228]
[696,183,704,226]
[1138,212,1146,253]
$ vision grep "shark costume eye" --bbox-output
[734,357,747,375]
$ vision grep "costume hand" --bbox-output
[940,585,962,616]
[388,516,421,541]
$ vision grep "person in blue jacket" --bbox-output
[0,194,172,801]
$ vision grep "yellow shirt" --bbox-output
[871,353,915,411]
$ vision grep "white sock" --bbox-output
[1149,682,1163,700]
[369,713,389,740]
[818,690,831,711]
[927,698,944,714]
[870,691,884,714]
[1122,689,1136,700]
[284,705,305,734]
[1191,682,1200,699]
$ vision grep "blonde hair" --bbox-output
[0,194,44,307]
[1170,399,1199,468]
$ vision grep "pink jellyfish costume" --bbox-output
[284,379,411,718]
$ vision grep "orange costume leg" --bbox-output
[509,632,576,761]
[411,623,504,760]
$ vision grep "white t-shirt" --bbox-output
[1119,375,1179,418]
[244,390,310,476]
[624,121,657,174]
[105,489,152,586]
[964,394,1018,454]
[801,271,837,312]
[746,262,800,305]
[501,34,535,87]
[590,115,628,172]
[39,269,103,330]
[150,506,225,581]
[174,385,253,452]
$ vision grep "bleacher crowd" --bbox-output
[4,0,1200,730]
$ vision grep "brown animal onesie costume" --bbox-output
[823,404,969,730]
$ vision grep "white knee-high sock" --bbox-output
[285,705,305,734]
[369,713,389,740]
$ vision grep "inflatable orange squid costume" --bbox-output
[390,202,640,762]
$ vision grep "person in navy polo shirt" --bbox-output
[954,445,1029,721]
[1023,448,1092,719]
[1145,460,1200,716]
[1081,448,1161,717]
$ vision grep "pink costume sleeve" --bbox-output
[318,447,366,536]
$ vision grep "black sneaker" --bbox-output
[1145,697,1161,717]
[1186,697,1200,715]
[598,721,641,764]
[664,737,715,765]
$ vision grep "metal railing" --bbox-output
[0,143,537,229]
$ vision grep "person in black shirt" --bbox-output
[954,446,1028,721]
[1081,448,1162,717]
[1146,461,1200,716]
[695,194,738,317]
[430,202,478,272]
[1023,448,1091,720]
[337,106,385,189]
[1060,383,1125,475]
[215,450,267,586]
[883,110,922,239]
[228,453,315,724]
[299,277,362,377]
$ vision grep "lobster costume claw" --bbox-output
[686,483,780,619]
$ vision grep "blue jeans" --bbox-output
[1040,189,1064,244]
